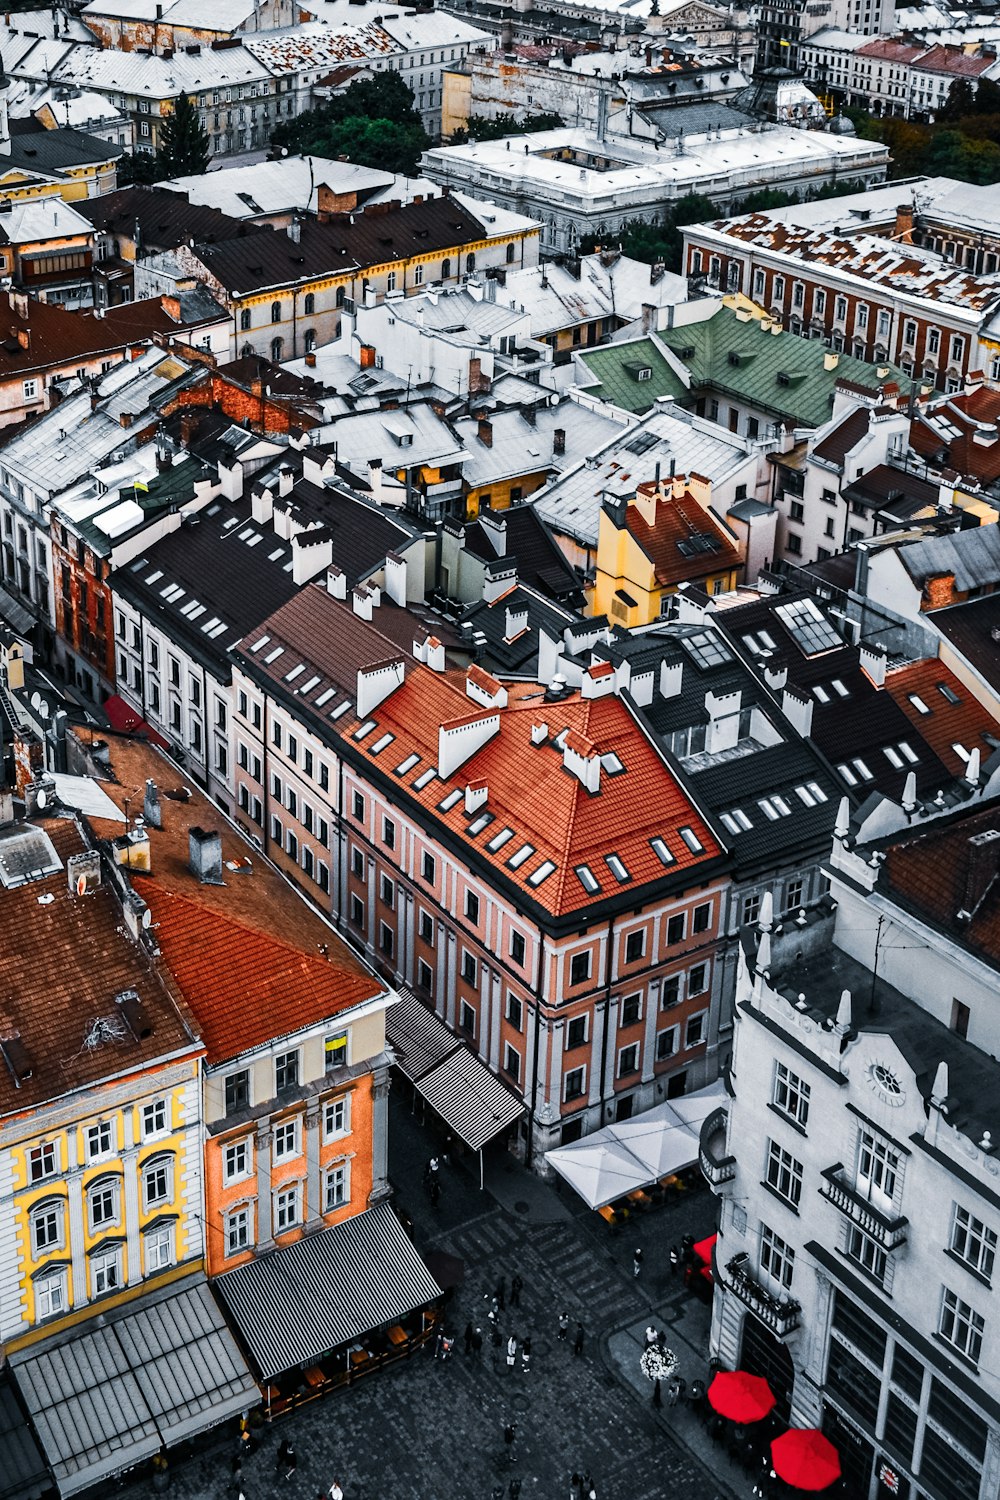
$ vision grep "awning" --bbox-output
[102,693,170,750]
[545,1079,727,1209]
[214,1200,442,1383]
[0,586,36,639]
[10,1275,258,1496]
[0,1378,49,1500]
[387,988,524,1152]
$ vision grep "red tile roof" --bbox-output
[916,44,997,76]
[882,801,1000,969]
[812,405,872,467]
[624,487,742,588]
[884,659,1000,777]
[855,39,924,63]
[0,290,223,381]
[911,387,1000,483]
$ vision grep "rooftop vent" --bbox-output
[188,826,223,886]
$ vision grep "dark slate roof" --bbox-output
[77,186,248,249]
[811,404,872,468]
[462,506,584,606]
[0,1375,48,1500]
[840,463,938,519]
[5,125,121,174]
[219,353,323,400]
[194,198,489,295]
[458,584,578,674]
[931,593,1000,695]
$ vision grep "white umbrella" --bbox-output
[544,1134,651,1209]
[609,1115,700,1179]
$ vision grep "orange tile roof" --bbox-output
[82,732,382,1065]
[625,489,742,589]
[884,659,1000,778]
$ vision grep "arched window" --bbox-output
[303,292,315,316]
[335,286,345,308]
[505,242,515,264]
[240,308,251,331]
[304,329,316,354]
[466,252,476,273]
[441,257,451,280]
[142,1153,174,1211]
[271,300,281,323]
[271,337,283,362]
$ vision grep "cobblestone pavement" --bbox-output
[122,1096,737,1500]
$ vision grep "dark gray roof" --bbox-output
[6,125,121,175]
[459,584,577,674]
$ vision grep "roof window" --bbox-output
[395,752,420,776]
[679,826,705,852]
[908,693,931,715]
[414,768,437,790]
[575,864,600,893]
[528,860,557,887]
[370,733,395,755]
[605,854,631,883]
[488,827,514,853]
[937,681,960,704]
[354,721,377,741]
[438,789,462,811]
[650,837,675,866]
[509,843,535,869]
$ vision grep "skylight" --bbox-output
[299,675,321,695]
[395,753,420,776]
[721,809,753,834]
[354,721,377,740]
[775,597,841,655]
[414,768,437,789]
[601,752,625,775]
[509,843,535,869]
[884,747,902,769]
[468,813,492,836]
[679,826,705,852]
[575,864,601,893]
[264,646,284,663]
[908,693,931,715]
[682,629,732,670]
[331,702,351,720]
[488,827,514,853]
[438,790,462,811]
[812,685,830,704]
[605,854,630,882]
[249,635,270,654]
[528,860,557,887]
[831,679,849,698]
[937,681,960,704]
[370,733,395,755]
[315,688,335,707]
[285,664,305,682]
[838,757,873,784]
[650,837,675,865]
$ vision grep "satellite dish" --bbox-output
[36,788,47,810]
[76,874,87,896]
[30,691,40,709]
[142,908,151,928]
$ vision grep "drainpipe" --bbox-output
[525,929,547,1169]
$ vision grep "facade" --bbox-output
[0,197,96,308]
[799,33,1000,119]
[703,779,1000,1500]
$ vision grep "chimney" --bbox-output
[563,730,602,794]
[531,722,549,745]
[957,829,1000,923]
[67,849,101,894]
[478,416,493,448]
[479,510,506,556]
[464,780,488,814]
[384,551,407,606]
[357,658,405,718]
[287,217,301,244]
[484,559,517,604]
[427,635,445,672]
[704,687,742,754]
[823,350,839,372]
[859,641,887,688]
[143,778,162,828]
[352,585,375,621]
[251,485,274,526]
[359,344,377,369]
[553,428,566,456]
[781,684,814,738]
[504,603,529,641]
[438,710,501,778]
[894,203,914,244]
[278,465,294,497]
[466,664,508,708]
[327,565,347,599]
[188,826,223,885]
[659,658,683,699]
[113,825,151,873]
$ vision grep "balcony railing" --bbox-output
[820,1165,908,1251]
[699,1106,736,1188]
[725,1253,801,1338]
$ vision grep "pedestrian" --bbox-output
[441,1334,454,1361]
[668,1376,686,1406]
[471,1325,483,1358]
[503,1420,516,1451]
[669,1245,680,1276]
[644,1324,658,1348]
[681,1233,695,1265]
[488,1294,500,1322]
[573,1322,584,1357]
[330,1482,344,1500]
[424,1155,440,1184]
[491,1487,505,1500]
[464,1321,475,1356]
[584,1471,597,1500]
[520,1337,531,1374]
[276,1439,296,1480]
[558,1311,569,1341]
[509,1480,522,1500]
[495,1275,506,1311]
[435,1329,445,1359]
[506,1333,517,1371]
[633,1247,643,1278]
[510,1273,523,1308]
[570,1474,583,1500]
[429,1176,441,1208]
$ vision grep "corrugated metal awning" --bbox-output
[10,1276,258,1495]
[387,988,524,1151]
[0,586,36,639]
[0,1378,49,1500]
[215,1201,441,1383]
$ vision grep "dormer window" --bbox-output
[637,367,652,381]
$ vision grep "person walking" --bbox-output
[558,1311,569,1342]
[429,1176,441,1208]
[329,1481,344,1500]
[471,1325,483,1359]
[464,1321,475,1357]
[573,1322,584,1357]
[669,1245,680,1276]
[503,1420,517,1464]
[509,1480,522,1500]
[505,1334,517,1371]
[510,1273,523,1308]
[633,1247,643,1278]
[644,1325,658,1348]
[569,1474,583,1500]
[275,1439,296,1481]
[434,1329,445,1360]
[520,1337,531,1374]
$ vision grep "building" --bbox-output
[593,474,744,624]
[0,197,96,308]
[452,400,626,518]
[702,773,1000,1500]
[158,154,436,228]
[78,186,249,306]
[755,0,893,70]
[421,119,889,257]
[79,0,296,51]
[0,84,120,205]
[799,33,1000,120]
[230,582,733,1160]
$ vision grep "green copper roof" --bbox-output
[576,337,686,414]
[657,307,915,428]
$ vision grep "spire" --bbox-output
[901,771,917,816]
[834,795,850,840]
[757,889,773,934]
[755,929,771,976]
[966,747,981,787]
[930,1060,949,1111]
[834,989,852,1037]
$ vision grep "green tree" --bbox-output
[117,150,161,186]
[157,91,210,177]
[272,72,429,171]
[465,112,563,141]
[939,78,977,121]
[579,192,718,273]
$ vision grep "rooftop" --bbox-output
[884,658,1000,777]
[575,336,685,414]
[613,484,743,589]
[77,185,248,250]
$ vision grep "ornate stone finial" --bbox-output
[757,889,773,933]
[901,771,917,815]
[834,795,850,840]
[756,929,771,976]
[966,747,981,787]
[834,989,852,1037]
[930,1060,949,1110]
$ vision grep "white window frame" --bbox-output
[685,1010,707,1048]
[324,1159,350,1212]
[773,1061,810,1127]
[91,1245,123,1297]
[87,1179,120,1234]
[951,1205,997,1283]
[274,1184,301,1232]
[144,1222,175,1273]
[564,1063,587,1102]
[272,1119,300,1161]
[223,1137,252,1184]
[85,1120,116,1163]
[31,1199,65,1255]
[141,1098,168,1140]
[35,1267,67,1319]
[766,1139,803,1208]
[759,1224,794,1292]
[225,1205,251,1256]
[323,1095,350,1141]
[939,1287,984,1364]
[142,1155,173,1210]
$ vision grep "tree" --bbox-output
[465,112,563,141]
[939,78,977,122]
[157,91,210,178]
[579,193,718,273]
[117,150,161,186]
[271,72,429,170]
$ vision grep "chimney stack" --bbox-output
[553,427,566,456]
[478,417,493,448]
[957,829,1000,923]
[188,826,223,885]
[143,778,162,829]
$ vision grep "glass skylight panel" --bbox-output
[509,843,535,869]
[899,741,918,764]
[331,701,351,720]
[206,504,221,516]
[796,785,816,807]
[354,721,377,741]
[238,527,254,540]
[528,860,557,887]
[721,812,742,834]
[370,733,395,755]
[683,629,732,669]
[488,827,514,852]
[285,664,305,682]
[314,687,335,707]
[722,808,752,832]
[180,599,202,617]
[575,864,600,893]
[601,752,625,775]
[830,679,849,698]
[908,693,931,715]
[650,837,675,866]
[759,798,779,821]
[806,782,827,802]
[938,682,960,704]
[264,646,284,663]
[413,768,437,789]
[163,583,185,603]
[249,636,270,653]
[468,813,492,835]
[838,762,858,786]
[775,597,841,655]
[223,516,240,529]
[395,752,420,776]
[760,630,777,650]
[679,826,705,852]
[812,685,830,704]
[269,548,284,561]
[146,569,163,584]
[605,853,630,882]
[884,746,903,769]
[299,675,321,695]
[209,622,228,639]
[772,795,792,816]
[188,604,206,621]
[438,789,462,811]
[953,742,971,762]
[852,758,874,781]
[245,534,263,547]
[201,615,221,633]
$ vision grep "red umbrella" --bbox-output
[771,1429,842,1491]
[707,1370,776,1423]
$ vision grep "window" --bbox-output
[951,1206,997,1282]
[693,902,711,934]
[565,1066,586,1101]
[742,892,761,926]
[952,999,971,1039]
[86,1121,115,1162]
[352,790,365,819]
[303,292,315,316]
[766,1140,803,1208]
[661,975,681,1009]
[621,992,642,1026]
[939,1288,984,1364]
[462,951,477,985]
[570,952,591,986]
[422,851,436,883]
[32,1200,64,1254]
[325,1161,349,1211]
[145,1222,175,1273]
[846,1224,887,1284]
[382,815,395,850]
[667,914,686,945]
[441,257,451,279]
[23,378,38,402]
[380,875,394,908]
[35,1269,67,1319]
[618,1043,639,1077]
[784,877,804,912]
[226,1207,250,1256]
[857,1128,899,1210]
[88,1180,119,1232]
[656,1026,678,1061]
[325,1031,348,1071]
[625,931,645,964]
[92,1246,122,1297]
[275,1050,299,1092]
[28,1142,57,1183]
[566,1015,588,1050]
[419,911,433,944]
[352,848,364,878]
[143,1156,172,1208]
[418,959,433,992]
[379,921,393,957]
[773,1062,810,1127]
[350,893,365,928]
[760,1224,794,1291]
[273,1120,299,1160]
[324,1095,349,1139]
[510,931,525,966]
[465,890,480,924]
[460,1000,476,1036]
[506,993,523,1031]
[223,1139,251,1183]
[225,1070,250,1114]
[271,300,282,323]
[274,1186,300,1232]
[686,1012,705,1047]
[688,963,707,997]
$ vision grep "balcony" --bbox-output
[725,1254,801,1339]
[820,1165,908,1251]
[699,1106,736,1188]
